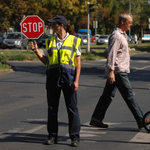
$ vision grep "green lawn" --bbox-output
[0,61,13,74]
[81,42,150,61]
[0,50,39,61]
[0,42,149,73]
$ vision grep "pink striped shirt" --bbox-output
[106,27,130,75]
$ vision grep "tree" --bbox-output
[96,0,120,34]
[43,0,97,32]
[0,0,150,35]
[119,0,150,36]
[0,0,12,31]
[0,0,47,32]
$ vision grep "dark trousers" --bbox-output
[47,86,80,141]
[92,72,143,122]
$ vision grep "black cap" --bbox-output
[47,15,68,26]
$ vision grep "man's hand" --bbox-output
[108,70,115,84]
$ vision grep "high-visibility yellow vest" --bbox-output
[45,35,81,88]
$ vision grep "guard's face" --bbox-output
[51,22,60,33]
[51,22,63,34]
[123,15,133,31]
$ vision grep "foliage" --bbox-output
[0,61,11,69]
[118,0,150,37]
[0,0,150,35]
[0,61,12,74]
[0,51,38,61]
[96,0,120,34]
[0,42,149,63]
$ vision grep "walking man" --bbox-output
[90,13,149,129]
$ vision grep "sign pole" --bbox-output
[87,2,90,54]
[129,0,135,36]
[95,14,97,42]
[95,2,97,43]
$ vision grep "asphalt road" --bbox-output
[0,53,150,150]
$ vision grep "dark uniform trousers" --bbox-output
[47,86,80,141]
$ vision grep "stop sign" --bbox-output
[21,15,44,39]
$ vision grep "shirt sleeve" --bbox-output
[107,33,120,70]
[76,44,81,56]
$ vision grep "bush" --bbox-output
[0,61,11,69]
[0,51,38,61]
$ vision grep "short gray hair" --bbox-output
[118,13,133,25]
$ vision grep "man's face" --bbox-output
[123,15,133,31]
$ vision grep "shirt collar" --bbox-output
[56,32,69,42]
[115,27,126,34]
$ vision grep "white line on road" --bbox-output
[66,122,121,142]
[26,119,47,121]
[131,60,150,63]
[131,65,150,72]
[130,130,150,143]
[21,125,46,134]
[0,123,46,139]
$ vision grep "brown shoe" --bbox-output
[89,119,109,128]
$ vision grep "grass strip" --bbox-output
[0,42,149,73]
[0,61,13,74]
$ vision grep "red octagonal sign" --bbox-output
[21,15,45,39]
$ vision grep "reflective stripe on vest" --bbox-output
[45,38,51,66]
[45,38,51,51]
[46,35,81,70]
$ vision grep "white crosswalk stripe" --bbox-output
[66,122,121,142]
[130,129,150,143]
[2,119,149,144]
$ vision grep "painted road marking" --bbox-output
[80,122,107,138]
[0,118,46,139]
[131,65,150,72]
[21,125,46,134]
[0,128,22,139]
[0,125,46,139]
[131,60,150,63]
[0,120,122,143]
[130,130,150,143]
[66,122,121,142]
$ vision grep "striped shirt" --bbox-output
[105,27,130,75]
